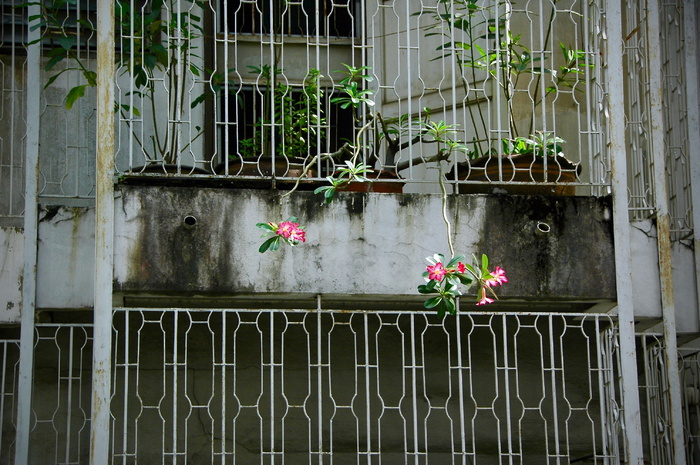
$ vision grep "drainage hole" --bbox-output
[184,215,197,227]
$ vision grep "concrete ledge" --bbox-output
[113,186,616,303]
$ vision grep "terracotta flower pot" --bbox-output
[456,154,581,195]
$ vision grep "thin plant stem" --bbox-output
[438,161,454,258]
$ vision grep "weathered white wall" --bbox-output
[35,206,95,310]
[629,220,663,320]
[627,219,700,332]
[112,186,617,305]
[0,227,23,323]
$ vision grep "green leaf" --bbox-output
[45,53,67,71]
[258,236,279,253]
[445,297,457,315]
[446,255,466,269]
[256,222,276,232]
[424,296,443,309]
[481,254,489,273]
[417,282,437,294]
[83,70,97,87]
[57,35,76,51]
[190,93,208,108]
[65,85,88,109]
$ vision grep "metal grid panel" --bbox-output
[641,335,675,465]
[0,337,20,463]
[28,323,94,464]
[36,0,97,201]
[0,0,27,222]
[621,0,656,220]
[107,0,609,194]
[110,308,623,463]
[681,348,700,465]
[659,0,694,241]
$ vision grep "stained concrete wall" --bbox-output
[0,227,23,323]
[112,186,617,306]
[35,206,95,310]
[14,186,689,328]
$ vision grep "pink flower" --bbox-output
[456,262,466,274]
[276,220,305,244]
[288,228,306,243]
[426,262,447,281]
[276,221,298,239]
[485,266,508,287]
[476,288,494,306]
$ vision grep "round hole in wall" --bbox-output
[184,215,197,227]
[536,221,551,234]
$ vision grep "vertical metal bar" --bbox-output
[646,1,686,462]
[63,328,75,463]
[547,315,562,464]
[455,309,468,463]
[363,311,371,464]
[171,312,179,464]
[682,0,700,324]
[14,0,41,458]
[90,0,115,458]
[409,314,419,464]
[269,302,275,464]
[317,296,323,463]
[607,0,645,462]
[500,315,514,464]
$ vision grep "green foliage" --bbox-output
[421,0,593,158]
[330,64,375,110]
[238,66,326,160]
[313,161,374,204]
[27,0,231,162]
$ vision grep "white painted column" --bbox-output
[646,1,686,463]
[13,1,41,462]
[89,0,115,459]
[606,0,645,462]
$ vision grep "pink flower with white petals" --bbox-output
[426,262,448,281]
[276,220,306,245]
[485,266,508,287]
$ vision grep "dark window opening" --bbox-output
[221,0,355,37]
[220,85,354,165]
[1,0,97,54]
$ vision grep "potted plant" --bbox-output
[419,0,592,194]
[213,64,325,189]
[28,0,227,174]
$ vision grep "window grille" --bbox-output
[222,0,357,37]
[108,308,623,463]
[0,336,20,463]
[660,0,694,241]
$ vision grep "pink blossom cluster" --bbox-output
[425,259,508,306]
[426,261,466,281]
[476,266,508,305]
[276,220,306,245]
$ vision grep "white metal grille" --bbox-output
[36,0,97,202]
[681,348,700,465]
[28,323,94,464]
[621,0,656,220]
[0,0,27,223]
[105,0,609,194]
[110,308,623,463]
[641,335,676,465]
[659,0,694,241]
[0,336,20,463]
